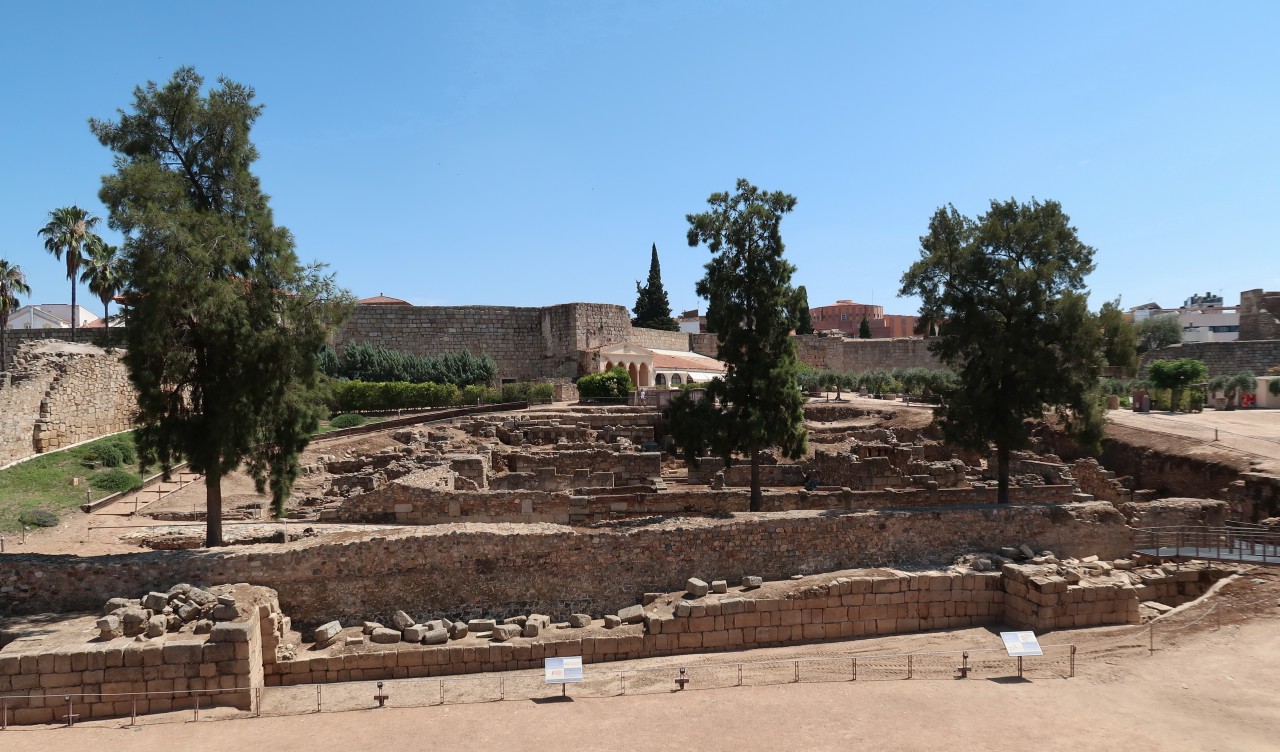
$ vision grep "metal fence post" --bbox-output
[620,671,625,696]
[1070,645,1076,678]
[737,664,742,687]
[1149,624,1154,655]
[131,697,138,725]
[317,685,322,713]
[852,657,857,682]
[793,661,799,683]
[907,654,913,680]
[256,688,262,717]
[500,675,505,701]
[2,697,7,730]
[193,695,199,723]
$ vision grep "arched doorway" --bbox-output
[627,362,639,386]
[670,374,682,385]
[655,373,666,386]
[638,363,650,387]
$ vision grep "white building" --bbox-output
[4,304,100,330]
[1129,292,1239,344]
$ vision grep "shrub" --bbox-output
[109,437,138,465]
[460,384,500,405]
[578,367,633,401]
[88,443,124,468]
[1271,379,1280,397]
[324,343,497,386]
[329,413,366,429]
[90,468,143,494]
[500,382,555,403]
[19,509,60,527]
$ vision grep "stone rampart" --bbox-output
[504,449,662,484]
[0,342,135,466]
[1138,339,1280,378]
[1239,289,1280,341]
[0,503,1132,626]
[628,327,692,351]
[793,335,940,372]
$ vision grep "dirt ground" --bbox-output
[6,572,1278,751]
[1107,407,1280,474]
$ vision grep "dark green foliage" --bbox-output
[93,68,353,543]
[792,285,813,335]
[320,342,496,386]
[1136,314,1183,353]
[328,414,365,429]
[632,243,678,331]
[501,382,555,403]
[1147,358,1208,413]
[900,198,1103,504]
[678,179,808,511]
[1209,371,1256,406]
[858,317,872,339]
[88,443,124,468]
[89,468,143,494]
[18,508,60,527]
[330,381,460,411]
[460,384,501,404]
[1098,299,1138,376]
[667,389,730,462]
[1270,378,1280,397]
[577,367,633,401]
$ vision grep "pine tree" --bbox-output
[92,68,353,546]
[670,179,808,511]
[792,285,813,335]
[632,243,678,331]
[900,198,1103,504]
[858,316,872,339]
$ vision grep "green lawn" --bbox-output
[0,433,145,533]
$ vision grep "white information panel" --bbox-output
[543,656,583,684]
[1000,631,1043,657]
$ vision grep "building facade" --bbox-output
[808,300,920,338]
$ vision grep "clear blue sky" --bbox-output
[2,1,1276,319]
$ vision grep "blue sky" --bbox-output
[2,1,1276,319]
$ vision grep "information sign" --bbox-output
[543,656,583,684]
[1000,631,1043,657]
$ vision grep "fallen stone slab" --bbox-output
[362,621,383,635]
[491,624,522,642]
[422,627,449,645]
[741,576,763,589]
[371,628,401,644]
[142,591,169,611]
[674,601,692,617]
[391,610,415,631]
[177,603,202,622]
[193,620,214,635]
[216,594,236,607]
[643,592,662,605]
[314,621,343,644]
[145,615,167,638]
[212,604,239,621]
[618,604,645,624]
[604,615,622,629]
[468,619,497,633]
[345,636,365,647]
[103,597,133,615]
[686,578,709,597]
[449,622,469,639]
[120,607,150,637]
[503,615,528,627]
[97,615,121,639]
[711,580,728,594]
[568,613,592,628]
[403,625,430,643]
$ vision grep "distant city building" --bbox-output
[4,304,100,330]
[1129,291,1239,344]
[808,300,920,338]
[675,308,707,334]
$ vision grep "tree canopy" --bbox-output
[669,179,807,510]
[80,239,126,346]
[1098,298,1138,376]
[899,198,1103,503]
[858,316,872,339]
[38,205,102,336]
[92,67,352,546]
[632,243,678,331]
[1147,358,1207,413]
[0,259,32,366]
[1136,314,1183,353]
[792,285,813,335]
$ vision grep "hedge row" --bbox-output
[330,380,554,412]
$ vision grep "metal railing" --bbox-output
[0,644,1073,729]
[1133,525,1280,565]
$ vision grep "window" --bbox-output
[671,374,682,385]
[840,314,847,321]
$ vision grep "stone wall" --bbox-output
[1139,339,1280,378]
[330,303,699,383]
[0,342,135,467]
[0,503,1132,626]
[793,335,940,372]
[504,449,662,484]
[0,593,272,724]
[1239,289,1280,342]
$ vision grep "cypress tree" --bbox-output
[793,285,813,335]
[632,243,678,331]
[859,316,872,339]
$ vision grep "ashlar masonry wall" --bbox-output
[0,502,1132,626]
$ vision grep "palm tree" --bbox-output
[0,259,32,369]
[37,205,102,339]
[80,239,126,347]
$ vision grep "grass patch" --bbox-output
[0,432,144,533]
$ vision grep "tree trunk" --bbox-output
[749,448,762,512]
[205,473,223,547]
[70,282,77,341]
[996,443,1010,505]
[103,302,110,348]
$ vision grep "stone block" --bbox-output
[212,604,239,621]
[711,580,728,594]
[97,615,122,639]
[604,615,622,629]
[145,615,167,638]
[449,622,469,639]
[371,628,401,644]
[392,610,415,630]
[314,621,343,644]
[643,592,662,605]
[491,624,522,642]
[686,578,709,597]
[362,621,383,635]
[422,628,449,645]
[568,613,592,628]
[618,604,645,624]
[468,619,497,633]
[742,576,763,589]
[403,625,430,643]
[141,592,169,611]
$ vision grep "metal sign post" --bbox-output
[1000,631,1043,679]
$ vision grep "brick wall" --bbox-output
[0,502,1132,626]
